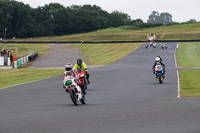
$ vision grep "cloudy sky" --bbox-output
[16,0,200,22]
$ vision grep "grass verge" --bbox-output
[0,43,49,58]
[179,70,200,97]
[70,43,141,65]
[11,22,200,42]
[176,42,200,67]
[0,69,64,88]
[176,42,200,97]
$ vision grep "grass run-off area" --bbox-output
[0,69,64,88]
[179,70,200,97]
[70,43,141,65]
[0,43,49,59]
[11,22,200,42]
[176,42,200,67]
[176,42,200,97]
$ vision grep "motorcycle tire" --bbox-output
[69,89,78,106]
[80,95,86,104]
[159,75,163,84]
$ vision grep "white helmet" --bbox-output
[65,63,73,73]
[155,57,160,62]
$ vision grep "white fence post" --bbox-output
[7,57,10,66]
[13,61,17,68]
[0,57,4,66]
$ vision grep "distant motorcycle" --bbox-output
[154,65,165,84]
[165,44,168,49]
[150,42,153,47]
[145,43,148,49]
[161,45,165,50]
[63,69,86,106]
[153,43,157,48]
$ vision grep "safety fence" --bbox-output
[13,52,38,68]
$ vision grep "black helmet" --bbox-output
[77,59,82,65]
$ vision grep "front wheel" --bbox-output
[80,95,86,104]
[158,75,163,84]
[69,89,78,106]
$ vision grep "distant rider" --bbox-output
[74,59,90,84]
[152,57,166,75]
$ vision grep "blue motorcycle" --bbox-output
[154,65,165,84]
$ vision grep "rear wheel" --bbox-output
[69,89,78,106]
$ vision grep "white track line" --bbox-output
[174,43,180,98]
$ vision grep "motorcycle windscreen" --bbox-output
[77,68,83,73]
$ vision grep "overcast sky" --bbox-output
[16,0,200,22]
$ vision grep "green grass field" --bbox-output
[0,43,49,59]
[179,70,200,97]
[176,42,200,97]
[7,22,200,42]
[176,42,200,67]
[0,69,64,88]
[70,43,141,65]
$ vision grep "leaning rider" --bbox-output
[63,63,87,94]
[152,57,166,75]
[74,59,90,84]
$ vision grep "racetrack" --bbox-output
[1,43,200,133]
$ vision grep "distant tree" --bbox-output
[159,13,173,24]
[147,11,173,24]
[108,11,131,27]
[187,19,197,23]
[132,19,143,24]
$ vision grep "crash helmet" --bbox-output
[155,57,160,63]
[77,59,82,66]
[157,55,162,61]
[65,63,73,73]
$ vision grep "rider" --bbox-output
[153,42,157,47]
[63,63,87,94]
[156,55,163,62]
[152,57,166,75]
[161,43,165,47]
[74,59,90,84]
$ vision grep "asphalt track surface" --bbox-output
[1,43,200,133]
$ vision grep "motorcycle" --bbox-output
[161,45,165,50]
[74,68,88,90]
[150,41,153,47]
[145,43,148,49]
[154,65,165,84]
[63,69,86,106]
[165,44,168,49]
[153,43,156,48]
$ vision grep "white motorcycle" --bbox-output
[63,73,86,106]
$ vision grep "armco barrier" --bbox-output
[17,59,21,67]
[13,61,17,68]
[21,58,24,64]
[23,57,25,63]
[0,57,3,66]
[28,52,38,61]
[7,57,10,66]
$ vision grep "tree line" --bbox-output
[2,0,196,39]
[0,0,134,38]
